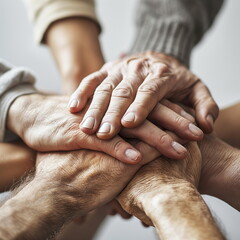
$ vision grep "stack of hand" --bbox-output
[1,52,239,240]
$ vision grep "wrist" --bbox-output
[199,136,240,210]
[208,151,240,210]
[7,94,43,139]
[142,183,224,240]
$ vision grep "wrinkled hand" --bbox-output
[69,51,218,138]
[117,141,202,225]
[35,140,160,217]
[7,94,198,162]
[117,142,224,239]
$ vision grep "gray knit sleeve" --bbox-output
[129,0,224,66]
[0,60,37,142]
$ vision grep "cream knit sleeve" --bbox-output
[23,0,100,44]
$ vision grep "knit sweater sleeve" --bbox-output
[129,0,224,66]
[23,0,100,44]
[0,60,37,142]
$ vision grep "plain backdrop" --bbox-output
[0,0,240,239]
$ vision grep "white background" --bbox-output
[0,0,240,239]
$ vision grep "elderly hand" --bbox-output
[7,94,197,162]
[117,142,224,240]
[35,140,160,217]
[69,51,218,140]
[117,142,202,224]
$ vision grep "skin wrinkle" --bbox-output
[1,133,235,239]
[1,95,231,239]
[117,142,225,239]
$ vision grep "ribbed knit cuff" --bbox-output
[0,60,37,142]
[0,84,37,142]
[129,18,194,66]
[129,0,197,66]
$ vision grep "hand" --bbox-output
[69,51,218,138]
[117,143,224,240]
[45,17,104,94]
[6,94,145,164]
[7,93,198,162]
[35,140,161,216]
[118,142,202,225]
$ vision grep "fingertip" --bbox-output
[124,148,142,164]
[97,122,114,139]
[79,117,96,135]
[70,107,81,113]
[97,122,122,140]
[171,141,188,159]
[68,98,79,108]
[121,112,136,127]
[68,98,86,113]
[197,114,214,134]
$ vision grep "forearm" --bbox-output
[130,0,223,65]
[0,178,75,240]
[198,135,240,211]
[46,18,104,94]
[214,103,240,148]
[118,143,224,240]
[56,206,109,240]
[143,183,225,240]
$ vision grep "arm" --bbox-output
[118,142,225,240]
[214,103,240,148]
[198,135,240,211]
[23,0,104,94]
[130,0,224,66]
[0,141,160,240]
[0,141,35,192]
[45,17,104,94]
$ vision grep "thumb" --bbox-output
[190,81,219,133]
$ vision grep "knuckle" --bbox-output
[161,99,179,111]
[174,116,188,128]
[131,59,145,72]
[88,103,103,113]
[153,63,170,78]
[83,71,102,82]
[157,133,170,146]
[112,86,133,99]
[112,140,125,156]
[138,82,160,96]
[95,82,114,95]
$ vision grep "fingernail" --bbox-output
[206,114,214,127]
[123,112,135,122]
[188,123,203,136]
[181,110,195,122]
[69,99,79,108]
[98,122,111,133]
[81,117,95,129]
[171,141,186,155]
[125,149,140,162]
